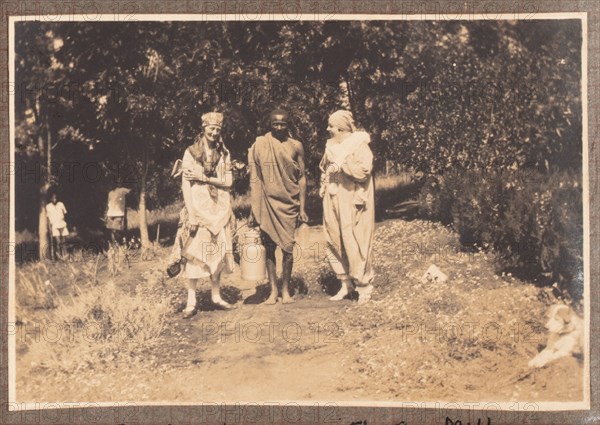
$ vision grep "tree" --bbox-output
[14,20,582,253]
[15,24,72,259]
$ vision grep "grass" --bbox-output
[16,252,170,374]
[126,202,183,230]
[320,218,566,400]
[375,172,415,192]
[374,171,423,220]
[16,258,106,316]
[16,263,57,311]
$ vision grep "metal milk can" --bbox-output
[240,228,267,281]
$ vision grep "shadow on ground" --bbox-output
[318,269,359,301]
[243,276,309,304]
[195,285,243,311]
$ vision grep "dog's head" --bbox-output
[546,304,576,334]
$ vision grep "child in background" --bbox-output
[46,193,69,260]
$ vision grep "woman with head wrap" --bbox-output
[176,112,237,318]
[319,110,375,303]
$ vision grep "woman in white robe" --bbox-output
[180,112,236,318]
[320,110,375,303]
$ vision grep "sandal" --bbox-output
[355,284,374,304]
[212,299,237,310]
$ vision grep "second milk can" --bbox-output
[240,227,267,281]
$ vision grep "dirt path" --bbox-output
[142,300,350,402]
[138,224,357,402]
[16,220,585,403]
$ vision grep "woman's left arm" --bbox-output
[341,142,373,183]
[183,158,233,189]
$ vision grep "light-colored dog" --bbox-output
[528,304,584,368]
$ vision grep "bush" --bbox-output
[496,170,583,301]
[418,168,583,302]
[418,174,458,225]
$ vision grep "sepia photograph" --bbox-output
[7,7,590,419]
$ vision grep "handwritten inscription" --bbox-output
[447,417,491,425]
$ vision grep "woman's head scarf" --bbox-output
[329,110,356,132]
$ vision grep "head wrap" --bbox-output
[328,110,356,132]
[269,108,289,123]
[201,112,224,128]
[190,112,227,179]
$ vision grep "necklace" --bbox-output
[203,137,215,161]
[201,136,221,177]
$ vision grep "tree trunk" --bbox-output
[343,75,357,118]
[38,188,49,261]
[37,126,51,260]
[138,146,150,248]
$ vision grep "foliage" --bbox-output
[418,169,583,301]
[356,21,581,176]
[15,20,581,230]
[14,19,583,288]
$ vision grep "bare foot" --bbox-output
[264,294,278,305]
[281,293,295,304]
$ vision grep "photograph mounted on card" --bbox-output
[5,5,591,419]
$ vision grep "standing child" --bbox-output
[46,193,69,260]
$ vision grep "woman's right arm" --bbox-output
[319,154,328,198]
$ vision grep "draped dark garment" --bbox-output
[248,132,301,253]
